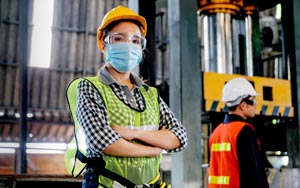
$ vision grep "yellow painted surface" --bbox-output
[203,72,293,117]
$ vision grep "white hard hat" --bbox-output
[222,77,257,107]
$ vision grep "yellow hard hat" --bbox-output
[97,5,147,50]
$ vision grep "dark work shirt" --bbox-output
[224,114,269,188]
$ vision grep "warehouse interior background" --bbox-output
[0,0,300,187]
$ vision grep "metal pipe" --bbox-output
[223,13,233,73]
[202,15,210,72]
[18,0,29,174]
[245,15,253,76]
[201,13,234,74]
[216,13,225,73]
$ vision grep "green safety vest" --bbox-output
[64,76,161,187]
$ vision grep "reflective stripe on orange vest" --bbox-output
[208,175,230,185]
[211,142,231,151]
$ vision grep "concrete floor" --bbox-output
[268,168,300,188]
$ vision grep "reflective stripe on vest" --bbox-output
[208,175,230,185]
[211,142,231,152]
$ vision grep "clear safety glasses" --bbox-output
[104,32,147,50]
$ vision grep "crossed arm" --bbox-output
[76,80,187,158]
[103,125,181,157]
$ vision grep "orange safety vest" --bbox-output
[208,121,257,188]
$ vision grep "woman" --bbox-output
[68,6,187,188]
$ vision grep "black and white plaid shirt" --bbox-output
[76,67,187,158]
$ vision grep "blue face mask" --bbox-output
[105,43,143,73]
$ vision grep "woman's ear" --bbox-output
[100,42,106,52]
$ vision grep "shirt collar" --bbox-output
[223,114,247,124]
[98,66,149,90]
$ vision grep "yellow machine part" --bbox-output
[203,72,294,117]
[198,0,243,15]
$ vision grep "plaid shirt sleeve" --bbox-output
[159,97,188,152]
[75,79,121,157]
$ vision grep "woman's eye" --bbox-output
[114,36,124,42]
[132,39,141,44]
[132,36,142,44]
